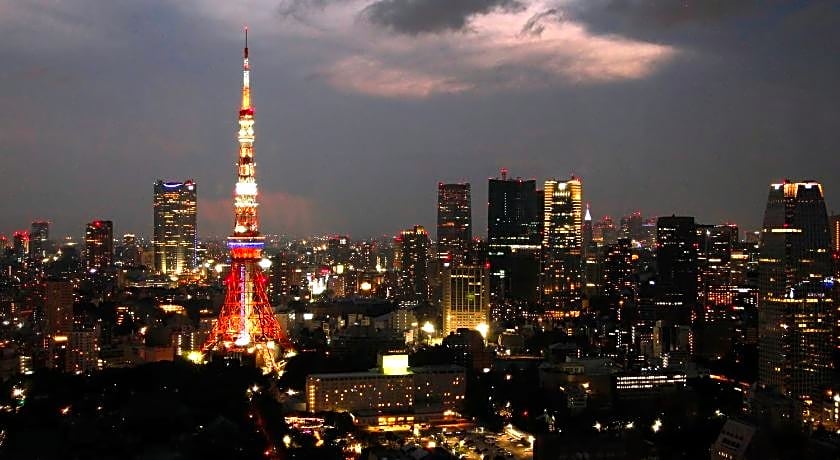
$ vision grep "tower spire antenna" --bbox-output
[244,25,249,59]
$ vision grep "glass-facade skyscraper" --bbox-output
[655,215,698,324]
[84,220,113,271]
[398,225,430,302]
[437,183,472,266]
[757,180,834,402]
[541,176,583,312]
[29,220,49,259]
[487,170,542,302]
[442,265,490,336]
[153,180,197,275]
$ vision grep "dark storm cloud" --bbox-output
[569,0,840,91]
[362,0,525,35]
[572,0,760,32]
[2,0,840,240]
[518,8,562,38]
[277,0,344,20]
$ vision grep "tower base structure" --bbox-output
[202,238,295,374]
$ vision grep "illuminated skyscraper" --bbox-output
[582,204,593,252]
[830,214,840,253]
[84,220,113,271]
[442,266,490,337]
[153,180,197,275]
[45,279,74,340]
[203,30,293,373]
[437,182,472,266]
[655,216,698,323]
[29,220,49,259]
[620,211,644,243]
[541,176,583,312]
[697,223,740,320]
[44,279,74,370]
[117,233,142,266]
[593,215,617,245]
[603,237,634,305]
[11,231,28,263]
[757,180,834,401]
[397,225,430,301]
[487,169,542,302]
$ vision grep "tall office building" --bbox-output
[620,211,644,243]
[593,215,617,246]
[117,233,142,266]
[581,204,600,297]
[582,205,593,253]
[655,216,698,323]
[541,176,583,312]
[44,279,74,370]
[442,266,490,337]
[830,214,840,253]
[398,225,430,302]
[153,180,197,275]
[757,180,834,402]
[487,169,542,302]
[84,220,113,271]
[45,279,74,340]
[29,220,49,259]
[437,183,472,266]
[11,231,28,262]
[603,237,635,305]
[697,224,740,319]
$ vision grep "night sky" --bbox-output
[1,0,838,239]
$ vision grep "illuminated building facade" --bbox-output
[831,214,840,253]
[44,279,74,370]
[202,30,293,373]
[487,169,542,302]
[306,353,465,426]
[710,419,757,460]
[67,320,100,374]
[612,371,687,401]
[12,231,28,263]
[442,266,489,337]
[697,224,740,321]
[620,211,644,243]
[757,180,833,401]
[117,233,142,266]
[84,220,113,271]
[29,220,49,259]
[582,204,593,253]
[655,216,698,323]
[593,215,617,246]
[541,176,583,312]
[45,279,74,339]
[153,179,197,275]
[602,237,634,305]
[397,225,430,301]
[581,205,602,298]
[437,183,472,266]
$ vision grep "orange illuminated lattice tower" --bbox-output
[203,28,294,373]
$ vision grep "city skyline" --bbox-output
[2,4,840,458]
[2,1,840,239]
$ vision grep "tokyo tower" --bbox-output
[203,29,294,373]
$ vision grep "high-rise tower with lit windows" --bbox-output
[757,180,833,402]
[541,176,583,313]
[203,30,293,373]
[153,180,197,275]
